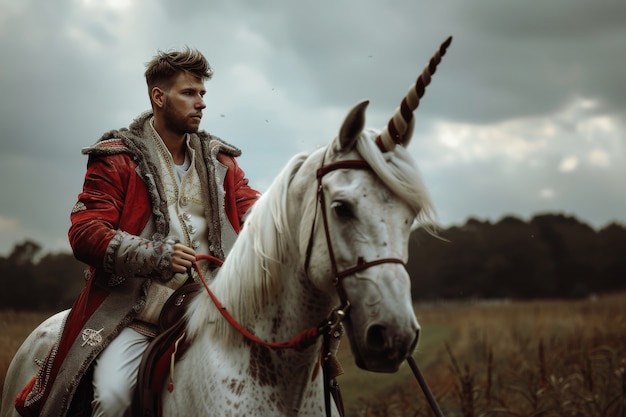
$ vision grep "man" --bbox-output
[17,48,260,417]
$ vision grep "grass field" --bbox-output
[340,292,626,416]
[1,293,625,416]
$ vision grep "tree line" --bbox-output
[1,213,625,311]
[0,240,85,311]
[408,213,626,300]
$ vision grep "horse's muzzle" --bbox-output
[352,323,420,373]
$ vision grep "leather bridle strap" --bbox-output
[307,156,445,417]
[335,257,405,280]
[303,159,372,275]
[309,158,408,307]
[407,356,445,417]
[195,154,444,417]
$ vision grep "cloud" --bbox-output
[559,157,579,173]
[540,189,555,200]
[0,216,18,232]
[1,0,625,255]
[588,149,610,167]
[409,95,626,228]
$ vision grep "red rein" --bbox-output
[193,254,324,351]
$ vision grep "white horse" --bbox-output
[2,39,451,417]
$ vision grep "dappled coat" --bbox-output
[16,111,260,417]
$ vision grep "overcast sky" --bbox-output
[1,0,625,255]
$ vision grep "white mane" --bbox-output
[185,152,308,342]
[185,130,435,343]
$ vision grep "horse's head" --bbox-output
[297,101,431,373]
[292,38,451,373]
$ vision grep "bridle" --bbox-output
[303,155,407,315]
[192,152,445,417]
[302,152,445,417]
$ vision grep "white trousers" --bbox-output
[91,327,150,417]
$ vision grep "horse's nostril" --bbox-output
[366,324,388,351]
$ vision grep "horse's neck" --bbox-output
[177,266,331,415]
[172,151,337,414]
[247,269,332,412]
[251,268,332,340]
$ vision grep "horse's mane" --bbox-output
[185,130,435,343]
[185,152,308,341]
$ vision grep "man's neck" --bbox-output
[153,119,187,165]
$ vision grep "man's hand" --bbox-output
[170,243,196,273]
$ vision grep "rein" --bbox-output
[190,153,445,415]
[193,254,327,351]
[304,157,446,416]
[192,254,347,416]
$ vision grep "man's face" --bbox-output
[161,71,206,135]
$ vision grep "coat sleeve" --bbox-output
[69,154,128,266]
[217,153,261,231]
[69,154,175,280]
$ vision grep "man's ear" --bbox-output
[151,86,165,108]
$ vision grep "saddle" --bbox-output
[132,282,203,417]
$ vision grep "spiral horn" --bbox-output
[375,36,453,152]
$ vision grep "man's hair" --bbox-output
[144,47,213,91]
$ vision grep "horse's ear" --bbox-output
[337,100,369,152]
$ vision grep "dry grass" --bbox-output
[1,294,625,416]
[352,292,626,417]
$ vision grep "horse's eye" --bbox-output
[331,201,354,219]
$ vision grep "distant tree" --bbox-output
[1,240,41,310]
[1,241,85,311]
[597,223,626,291]
[35,252,85,310]
[3,213,626,310]
[531,214,600,297]
[481,216,555,298]
[8,240,42,265]
[409,214,626,301]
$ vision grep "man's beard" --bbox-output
[163,100,199,135]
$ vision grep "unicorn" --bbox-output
[1,37,452,417]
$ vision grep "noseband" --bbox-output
[303,155,408,312]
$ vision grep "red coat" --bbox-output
[22,112,260,417]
